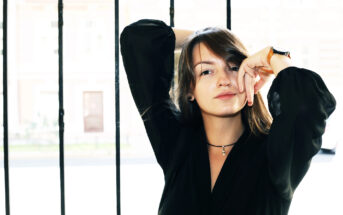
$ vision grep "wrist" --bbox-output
[265,46,292,75]
[266,46,291,65]
[270,54,292,75]
[263,46,273,66]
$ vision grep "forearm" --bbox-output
[172,28,194,49]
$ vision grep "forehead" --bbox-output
[192,42,233,69]
[192,42,220,62]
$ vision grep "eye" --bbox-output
[229,66,239,72]
[200,70,213,76]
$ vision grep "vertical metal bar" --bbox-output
[2,0,10,214]
[227,0,231,30]
[170,0,174,27]
[170,0,175,100]
[114,0,121,214]
[58,1,65,215]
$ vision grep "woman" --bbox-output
[120,19,336,215]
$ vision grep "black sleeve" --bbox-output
[120,19,181,171]
[266,66,336,200]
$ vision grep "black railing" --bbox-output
[57,1,66,215]
[3,0,10,215]
[227,0,231,30]
[170,0,174,27]
[1,1,231,215]
[114,0,121,214]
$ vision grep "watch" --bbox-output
[267,46,291,65]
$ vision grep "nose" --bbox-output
[217,67,232,87]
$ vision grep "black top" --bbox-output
[120,19,336,215]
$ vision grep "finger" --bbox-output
[254,78,267,94]
[244,63,257,79]
[245,65,257,98]
[245,74,253,106]
[238,63,256,93]
[250,75,255,105]
[245,69,256,79]
[237,60,246,92]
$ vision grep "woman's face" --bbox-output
[191,42,247,117]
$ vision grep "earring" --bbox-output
[188,95,194,102]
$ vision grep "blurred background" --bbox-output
[0,0,342,214]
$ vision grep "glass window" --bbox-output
[1,0,341,214]
[63,1,116,214]
[8,1,60,215]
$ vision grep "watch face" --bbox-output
[273,46,288,53]
[273,46,290,56]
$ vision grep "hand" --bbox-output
[237,46,274,106]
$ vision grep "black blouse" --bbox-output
[120,19,336,215]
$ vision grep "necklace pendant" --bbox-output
[222,146,226,156]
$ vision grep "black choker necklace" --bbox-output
[207,142,235,156]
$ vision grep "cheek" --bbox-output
[230,75,239,88]
[193,88,211,109]
[193,81,213,98]
[194,88,210,104]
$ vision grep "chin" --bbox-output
[221,110,241,117]
[223,103,245,112]
[202,109,242,118]
[199,102,245,117]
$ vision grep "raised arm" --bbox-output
[120,19,183,171]
[266,66,336,200]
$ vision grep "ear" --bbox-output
[187,93,195,101]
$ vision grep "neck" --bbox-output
[202,111,245,149]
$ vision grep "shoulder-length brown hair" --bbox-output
[176,27,272,137]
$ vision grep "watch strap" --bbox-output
[267,46,291,65]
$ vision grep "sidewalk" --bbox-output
[0,148,342,215]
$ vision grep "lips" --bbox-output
[215,92,236,98]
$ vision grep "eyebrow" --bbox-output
[193,61,214,69]
[193,60,238,69]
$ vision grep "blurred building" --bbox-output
[0,0,341,157]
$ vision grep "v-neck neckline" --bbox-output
[198,122,251,196]
[209,151,231,194]
[190,121,252,214]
